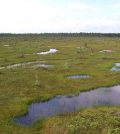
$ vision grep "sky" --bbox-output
[0,0,120,33]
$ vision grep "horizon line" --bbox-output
[0,32,120,34]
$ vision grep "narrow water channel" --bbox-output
[0,61,52,70]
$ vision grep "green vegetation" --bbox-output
[40,107,120,134]
[0,34,120,134]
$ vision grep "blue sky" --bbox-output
[0,0,120,33]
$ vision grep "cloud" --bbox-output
[112,4,120,8]
[0,0,56,20]
[49,17,120,33]
[0,0,120,33]
[67,2,96,11]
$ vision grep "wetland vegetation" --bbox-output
[1,33,120,134]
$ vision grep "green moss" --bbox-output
[67,107,120,134]
[0,35,120,133]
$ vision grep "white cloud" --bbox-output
[112,4,120,8]
[0,0,56,21]
[49,17,120,33]
[67,2,96,11]
[0,0,61,33]
[0,0,120,33]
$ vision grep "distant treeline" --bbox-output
[0,33,120,37]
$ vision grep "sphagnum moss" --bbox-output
[0,34,120,133]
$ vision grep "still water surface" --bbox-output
[14,85,120,126]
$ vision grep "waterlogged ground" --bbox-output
[1,34,120,134]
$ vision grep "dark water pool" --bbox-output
[14,85,120,126]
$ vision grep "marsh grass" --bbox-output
[0,35,120,133]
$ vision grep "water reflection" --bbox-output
[14,85,120,126]
[36,48,58,55]
[111,63,120,71]
[67,75,90,79]
[0,61,52,69]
